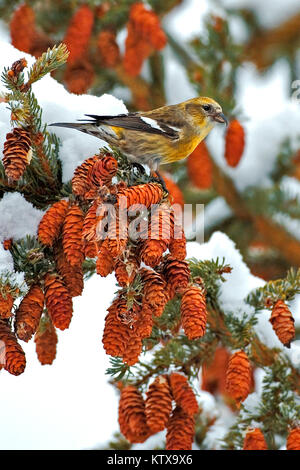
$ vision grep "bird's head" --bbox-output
[185,97,228,129]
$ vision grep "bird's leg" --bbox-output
[149,158,168,193]
[152,170,168,193]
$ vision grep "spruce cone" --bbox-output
[169,228,187,261]
[187,141,212,189]
[0,286,14,319]
[269,300,295,347]
[201,347,230,396]
[54,243,83,297]
[129,3,167,50]
[2,127,32,181]
[161,255,190,299]
[123,21,151,77]
[102,296,131,357]
[38,200,69,247]
[62,204,85,267]
[87,154,118,187]
[169,372,198,416]
[122,333,143,366]
[145,375,173,433]
[63,4,94,64]
[117,183,163,209]
[34,317,57,365]
[225,119,245,168]
[163,173,184,208]
[82,200,100,242]
[115,252,140,287]
[287,428,300,451]
[65,59,95,95]
[118,385,150,443]
[181,286,207,340]
[134,303,154,339]
[72,156,99,196]
[0,320,26,375]
[15,284,44,342]
[243,428,268,450]
[166,407,195,450]
[10,4,35,53]
[97,30,120,68]
[96,245,115,277]
[226,350,252,404]
[44,273,73,330]
[140,268,168,317]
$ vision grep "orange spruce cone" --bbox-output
[96,244,115,277]
[97,30,120,68]
[243,428,268,450]
[0,285,14,319]
[82,200,99,242]
[64,57,95,95]
[118,385,150,443]
[54,243,83,297]
[44,273,73,330]
[187,141,212,189]
[134,302,154,339]
[34,316,57,365]
[72,156,99,196]
[38,200,69,246]
[269,300,295,347]
[201,347,230,396]
[169,373,198,416]
[0,320,26,375]
[226,350,252,404]
[63,5,94,64]
[140,268,168,316]
[10,4,36,53]
[117,183,163,209]
[102,296,131,357]
[122,333,143,366]
[15,285,44,342]
[123,22,151,77]
[129,3,167,50]
[161,255,190,299]
[62,204,85,266]
[169,230,187,261]
[2,127,32,181]
[225,119,245,167]
[3,239,12,250]
[287,428,300,450]
[181,286,207,340]
[145,375,173,432]
[166,407,195,450]
[88,154,118,187]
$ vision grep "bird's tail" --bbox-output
[49,122,90,130]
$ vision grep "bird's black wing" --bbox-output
[82,113,179,139]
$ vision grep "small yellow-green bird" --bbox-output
[50,96,227,175]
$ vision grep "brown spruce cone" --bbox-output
[2,127,32,181]
[122,333,143,366]
[166,407,195,450]
[269,300,295,347]
[87,154,118,187]
[34,316,58,365]
[38,200,69,247]
[118,385,150,443]
[102,296,131,357]
[287,428,300,450]
[140,268,168,317]
[97,30,120,68]
[226,350,252,404]
[134,302,154,339]
[62,204,85,267]
[72,156,99,196]
[54,242,83,297]
[169,228,187,261]
[169,373,198,416]
[0,320,26,375]
[243,428,268,450]
[82,200,99,242]
[180,286,207,340]
[44,273,73,330]
[145,375,173,433]
[161,255,190,299]
[15,284,44,342]
[201,347,230,396]
[0,285,14,319]
[140,239,167,268]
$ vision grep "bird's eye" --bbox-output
[202,104,212,112]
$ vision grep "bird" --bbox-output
[50,96,228,187]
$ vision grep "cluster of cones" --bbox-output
[243,426,300,451]
[9,2,167,94]
[118,372,198,449]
